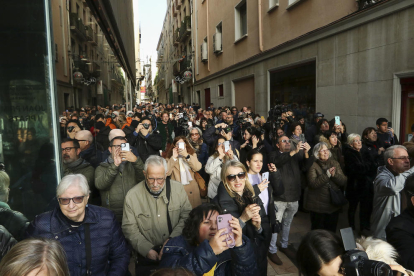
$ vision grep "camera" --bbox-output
[215,125,233,135]
[339,228,397,276]
[68,126,75,132]
[143,123,150,129]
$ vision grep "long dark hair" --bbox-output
[297,230,345,276]
[182,204,222,246]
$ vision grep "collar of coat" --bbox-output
[50,205,98,234]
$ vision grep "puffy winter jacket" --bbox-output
[0,205,29,241]
[95,157,145,221]
[26,205,130,276]
[305,158,347,214]
[160,235,258,276]
[128,131,162,163]
[0,225,17,262]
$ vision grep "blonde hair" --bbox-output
[221,160,255,198]
[0,171,10,202]
[0,238,70,276]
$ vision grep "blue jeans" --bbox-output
[269,201,298,254]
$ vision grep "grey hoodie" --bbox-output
[371,165,414,240]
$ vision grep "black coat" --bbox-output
[0,225,17,262]
[363,140,385,167]
[343,144,374,193]
[213,183,270,276]
[128,131,162,163]
[0,207,29,241]
[26,205,130,276]
[386,208,414,271]
[80,143,99,168]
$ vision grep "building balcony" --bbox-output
[157,49,164,62]
[70,13,87,41]
[174,31,180,46]
[87,27,98,46]
[110,71,125,86]
[176,0,182,8]
[73,55,89,76]
[92,62,101,78]
[179,57,191,74]
[172,1,177,17]
[178,16,191,42]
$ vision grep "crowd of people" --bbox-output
[0,101,413,276]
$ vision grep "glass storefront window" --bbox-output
[0,0,60,220]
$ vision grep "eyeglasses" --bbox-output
[353,140,362,143]
[61,147,79,152]
[319,149,330,153]
[280,139,290,144]
[190,133,199,136]
[147,177,165,184]
[391,156,410,160]
[226,172,246,182]
[58,196,85,205]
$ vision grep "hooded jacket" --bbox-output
[95,157,145,221]
[371,165,414,240]
[160,235,258,276]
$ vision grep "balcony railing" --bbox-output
[174,30,180,46]
[173,61,180,76]
[86,26,98,46]
[110,71,125,86]
[73,55,89,76]
[179,57,191,74]
[178,16,191,42]
[70,13,87,41]
[92,62,101,78]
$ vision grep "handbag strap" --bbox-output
[166,178,173,235]
[84,224,92,275]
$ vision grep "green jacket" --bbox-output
[63,159,95,190]
[158,122,174,151]
[95,158,145,221]
[122,179,192,257]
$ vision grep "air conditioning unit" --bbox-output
[201,42,208,62]
[213,33,222,53]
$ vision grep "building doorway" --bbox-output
[400,78,414,143]
[204,88,210,109]
[234,77,255,113]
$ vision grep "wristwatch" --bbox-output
[186,155,190,159]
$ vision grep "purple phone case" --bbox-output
[217,214,235,248]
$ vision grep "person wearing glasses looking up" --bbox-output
[26,174,130,275]
[371,145,414,240]
[267,136,311,261]
[95,129,145,222]
[343,133,374,236]
[61,138,95,201]
[212,160,267,275]
[122,156,192,276]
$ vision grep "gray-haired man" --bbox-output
[371,145,414,240]
[122,155,192,275]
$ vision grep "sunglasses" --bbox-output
[226,172,246,182]
[58,196,85,205]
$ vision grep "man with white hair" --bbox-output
[122,155,192,275]
[75,130,98,168]
[95,129,145,221]
[371,145,414,240]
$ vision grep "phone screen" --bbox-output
[224,141,230,152]
[335,116,340,126]
[121,143,130,152]
[178,142,185,149]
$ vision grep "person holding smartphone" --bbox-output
[160,204,258,276]
[165,137,202,208]
[245,149,284,265]
[376,118,399,149]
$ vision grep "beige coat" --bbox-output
[166,153,202,208]
[122,180,192,258]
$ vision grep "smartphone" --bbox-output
[335,116,340,126]
[224,141,230,152]
[178,142,185,149]
[188,122,193,127]
[388,122,392,128]
[121,143,130,152]
[262,172,269,181]
[217,214,235,248]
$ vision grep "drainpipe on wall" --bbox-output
[258,0,263,52]
[207,0,210,72]
[191,0,195,103]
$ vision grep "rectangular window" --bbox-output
[235,0,247,41]
[288,0,296,4]
[214,22,222,54]
[218,84,224,97]
[269,0,279,9]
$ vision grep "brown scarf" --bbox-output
[233,189,254,214]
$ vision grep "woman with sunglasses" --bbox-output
[213,160,268,275]
[205,136,238,200]
[26,174,130,275]
[166,136,202,208]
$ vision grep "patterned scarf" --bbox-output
[233,189,254,214]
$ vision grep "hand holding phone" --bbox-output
[224,141,230,152]
[262,172,269,181]
[121,143,130,152]
[335,116,340,126]
[178,142,185,149]
[217,214,235,248]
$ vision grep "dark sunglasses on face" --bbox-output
[58,196,85,205]
[226,172,246,182]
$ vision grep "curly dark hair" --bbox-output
[182,204,222,247]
